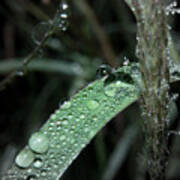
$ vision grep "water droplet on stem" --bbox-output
[32,22,50,45]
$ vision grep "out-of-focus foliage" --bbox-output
[0,0,180,179]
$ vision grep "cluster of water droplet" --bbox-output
[96,64,113,79]
[55,1,69,31]
[8,131,49,179]
[166,1,180,15]
[4,63,140,180]
[169,56,180,82]
[32,0,69,46]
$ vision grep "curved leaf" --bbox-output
[2,74,139,180]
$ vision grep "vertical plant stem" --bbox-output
[125,0,170,179]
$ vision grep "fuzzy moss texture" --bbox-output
[125,0,170,179]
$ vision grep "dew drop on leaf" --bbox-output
[86,100,99,110]
[104,83,117,97]
[41,170,47,177]
[84,127,89,133]
[80,114,85,119]
[16,69,25,77]
[60,13,68,19]
[33,158,43,168]
[96,64,112,79]
[61,101,71,109]
[15,149,35,168]
[26,175,37,180]
[28,132,49,154]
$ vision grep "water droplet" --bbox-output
[55,1,69,31]
[60,135,66,141]
[87,100,99,110]
[50,114,57,120]
[16,69,25,77]
[27,168,33,173]
[27,175,37,180]
[104,83,117,97]
[92,116,98,121]
[76,118,80,122]
[60,13,68,19]
[80,114,85,119]
[58,160,63,164]
[61,1,69,10]
[32,22,50,45]
[15,149,35,168]
[96,64,112,79]
[33,158,43,168]
[28,132,49,154]
[62,121,68,126]
[61,25,68,31]
[68,114,73,119]
[56,121,61,126]
[41,170,47,176]
[61,101,71,109]
[123,56,130,66]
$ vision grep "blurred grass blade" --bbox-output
[2,74,139,180]
[102,124,138,180]
[0,59,84,76]
[0,59,180,83]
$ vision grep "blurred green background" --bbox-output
[0,0,180,179]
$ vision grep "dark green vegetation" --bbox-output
[0,0,180,180]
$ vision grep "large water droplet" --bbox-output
[33,158,43,168]
[62,120,69,125]
[50,114,57,120]
[28,132,49,154]
[55,1,69,31]
[104,83,117,97]
[87,100,99,110]
[15,149,35,168]
[60,135,66,141]
[96,64,112,79]
[32,22,50,45]
[60,13,68,19]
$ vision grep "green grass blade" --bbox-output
[0,59,84,76]
[2,76,139,180]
